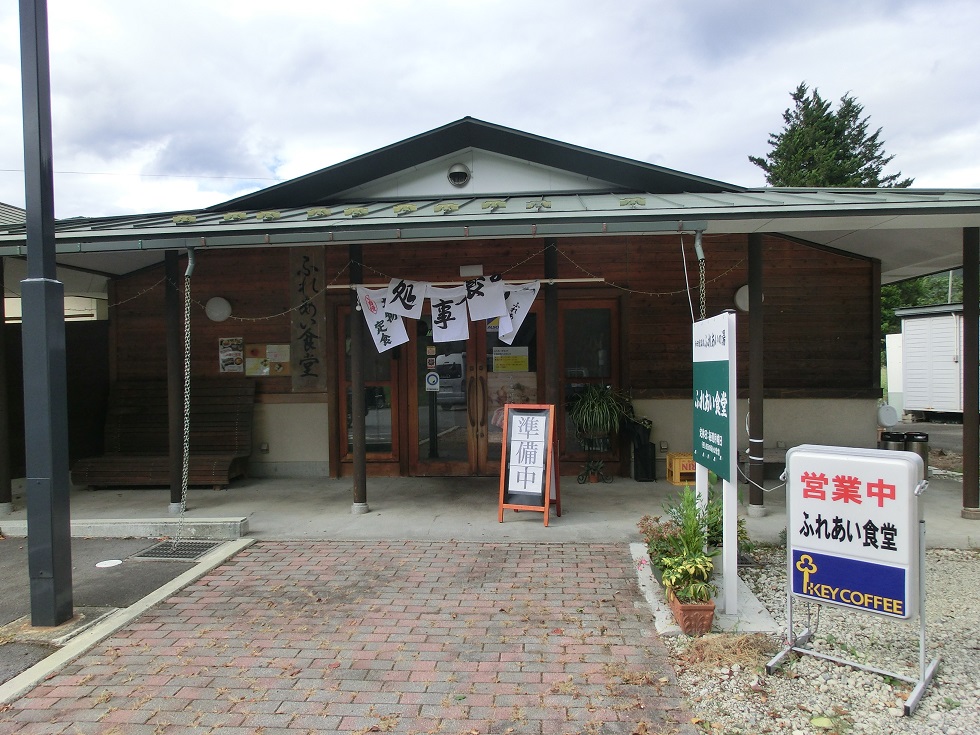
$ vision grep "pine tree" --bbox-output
[749,83,913,188]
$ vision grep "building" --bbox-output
[3,118,980,514]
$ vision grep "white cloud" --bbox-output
[1,0,978,218]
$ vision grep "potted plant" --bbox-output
[566,384,631,452]
[639,486,718,635]
[660,550,717,635]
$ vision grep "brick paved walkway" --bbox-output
[0,541,695,734]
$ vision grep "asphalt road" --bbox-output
[0,536,195,685]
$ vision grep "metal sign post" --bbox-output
[692,311,738,614]
[766,444,939,716]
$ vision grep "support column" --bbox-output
[747,234,766,515]
[0,259,12,515]
[165,251,184,513]
[962,227,979,519]
[544,240,559,408]
[20,0,73,626]
[349,247,368,514]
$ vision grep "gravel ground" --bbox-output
[662,545,980,735]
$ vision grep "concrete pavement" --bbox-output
[0,470,975,732]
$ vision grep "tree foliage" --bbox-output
[749,83,913,188]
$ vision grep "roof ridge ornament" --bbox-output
[172,214,197,225]
[307,207,332,219]
[482,199,506,211]
[526,200,552,210]
[344,207,369,218]
[393,203,417,215]
[222,212,247,221]
[434,202,460,214]
[619,196,646,208]
[256,211,281,222]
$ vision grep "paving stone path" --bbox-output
[0,541,696,734]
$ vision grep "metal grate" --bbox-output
[134,540,221,561]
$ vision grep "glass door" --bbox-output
[411,309,540,476]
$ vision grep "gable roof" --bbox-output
[1,119,979,292]
[209,117,740,211]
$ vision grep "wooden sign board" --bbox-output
[498,404,561,525]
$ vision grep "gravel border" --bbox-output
[662,546,980,734]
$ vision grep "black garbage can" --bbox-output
[624,420,655,481]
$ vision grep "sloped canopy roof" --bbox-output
[1,117,979,292]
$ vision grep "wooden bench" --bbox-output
[71,379,256,490]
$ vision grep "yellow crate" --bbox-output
[666,452,696,486]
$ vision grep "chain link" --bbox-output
[172,267,192,548]
[698,256,706,320]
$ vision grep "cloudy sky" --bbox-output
[1,0,978,219]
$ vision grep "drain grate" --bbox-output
[134,540,221,561]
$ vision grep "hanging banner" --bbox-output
[499,281,540,345]
[356,286,409,353]
[427,285,469,342]
[384,278,427,319]
[464,275,507,321]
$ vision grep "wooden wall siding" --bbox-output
[111,234,876,398]
[114,248,293,394]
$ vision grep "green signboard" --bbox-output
[692,313,736,482]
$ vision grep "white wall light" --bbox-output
[205,296,232,322]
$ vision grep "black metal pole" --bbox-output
[962,227,979,518]
[747,234,765,512]
[0,259,12,511]
[19,0,73,626]
[349,246,367,513]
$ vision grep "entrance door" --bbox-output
[410,309,540,476]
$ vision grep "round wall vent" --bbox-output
[447,163,471,187]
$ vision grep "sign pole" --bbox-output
[692,311,738,614]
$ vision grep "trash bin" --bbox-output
[634,442,656,482]
[879,431,906,451]
[904,432,929,476]
[624,419,655,481]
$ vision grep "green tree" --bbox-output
[749,82,913,188]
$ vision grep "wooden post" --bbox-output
[962,227,979,518]
[349,246,368,514]
[544,240,559,408]
[165,250,184,510]
[747,234,765,514]
[0,259,10,511]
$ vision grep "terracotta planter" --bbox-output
[667,594,715,636]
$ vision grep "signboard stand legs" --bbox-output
[766,519,939,715]
[766,449,939,716]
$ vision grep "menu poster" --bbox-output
[219,337,244,373]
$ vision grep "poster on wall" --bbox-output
[218,337,244,373]
[245,344,292,377]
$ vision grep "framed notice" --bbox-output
[497,404,561,526]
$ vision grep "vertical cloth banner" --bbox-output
[427,286,469,342]
[356,286,409,353]
[499,281,540,345]
[464,275,507,321]
[384,278,427,319]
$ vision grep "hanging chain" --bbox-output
[172,266,193,547]
[698,256,706,320]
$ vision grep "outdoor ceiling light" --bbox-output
[448,163,471,187]
[205,296,232,322]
